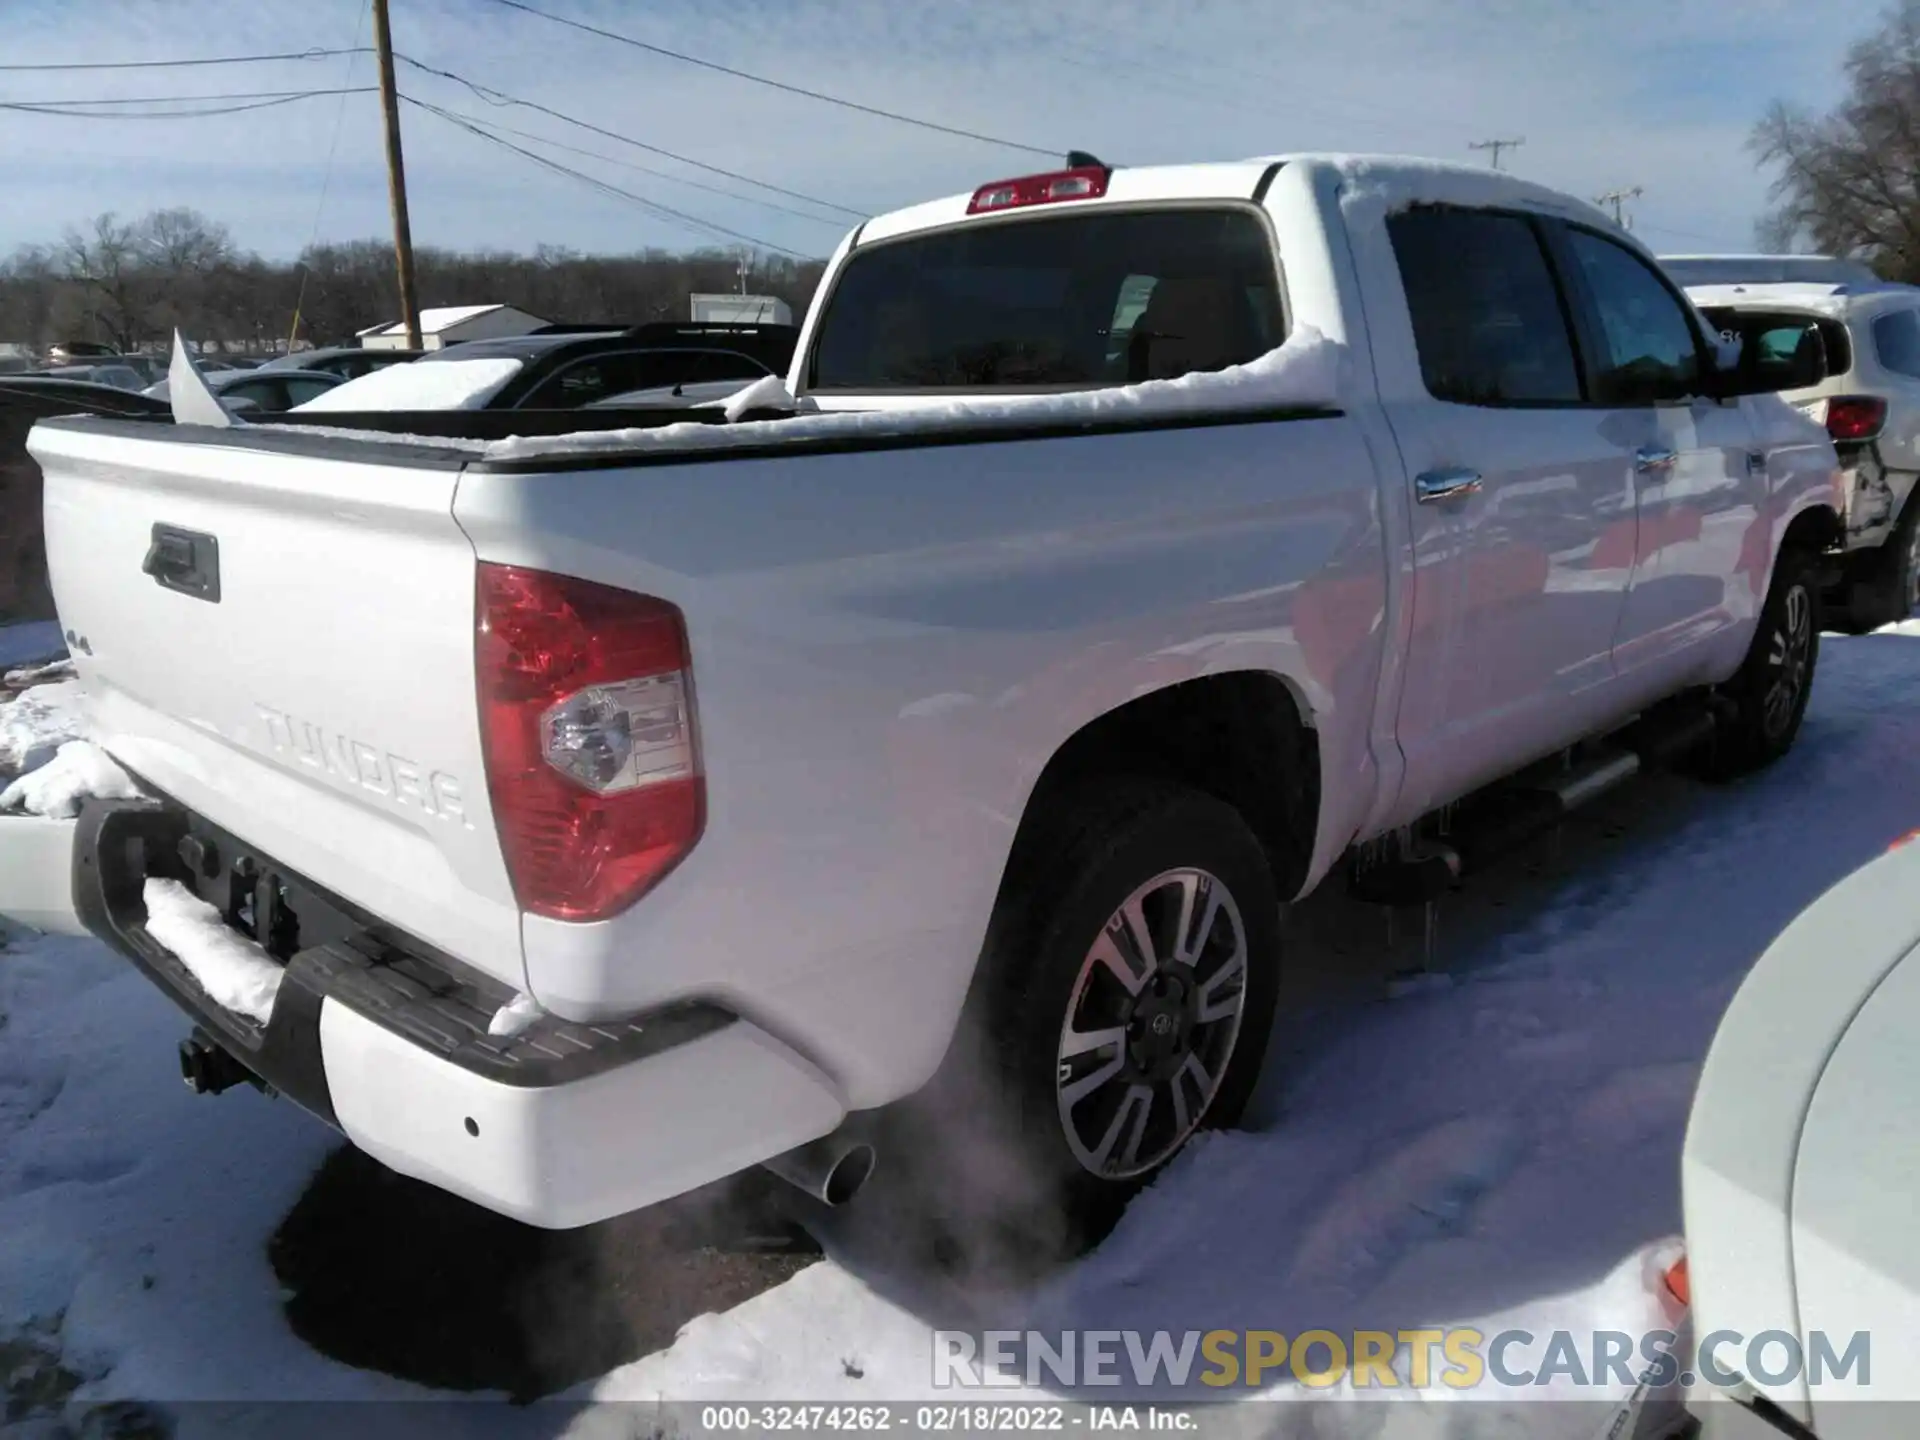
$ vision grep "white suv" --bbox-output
[1689,279,1920,632]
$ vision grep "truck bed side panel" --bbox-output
[454,413,1388,1106]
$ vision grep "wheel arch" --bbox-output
[1782,501,1842,559]
[996,670,1324,914]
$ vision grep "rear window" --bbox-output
[1699,308,1853,381]
[807,207,1284,391]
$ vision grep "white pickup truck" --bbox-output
[0,154,1842,1244]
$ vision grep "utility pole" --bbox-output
[371,0,421,349]
[1595,185,1644,229]
[1468,137,1525,171]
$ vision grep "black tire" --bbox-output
[885,779,1282,1268]
[1702,546,1820,780]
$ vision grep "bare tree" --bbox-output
[59,213,151,351]
[1751,0,1920,277]
[1,206,828,356]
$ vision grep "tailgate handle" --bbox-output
[143,524,221,603]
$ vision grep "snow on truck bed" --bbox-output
[256,326,1348,463]
[6,614,1920,1430]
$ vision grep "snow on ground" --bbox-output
[0,740,141,818]
[0,677,87,775]
[4,622,1920,1437]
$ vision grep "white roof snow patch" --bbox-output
[366,304,513,338]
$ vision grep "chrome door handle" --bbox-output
[1415,468,1483,504]
[1635,446,1678,474]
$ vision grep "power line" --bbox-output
[403,94,806,258]
[0,89,373,119]
[0,47,368,72]
[393,52,864,219]
[0,87,369,106]
[417,100,848,227]
[483,0,1057,158]
[289,1,374,348]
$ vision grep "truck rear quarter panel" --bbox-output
[455,412,1389,1108]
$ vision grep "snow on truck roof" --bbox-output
[1684,280,1920,317]
[852,153,1623,247]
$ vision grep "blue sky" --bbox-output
[0,0,1885,262]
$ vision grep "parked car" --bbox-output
[0,154,1840,1244]
[142,367,344,414]
[1689,279,1920,632]
[255,346,425,381]
[291,322,798,413]
[33,363,149,394]
[1679,831,1920,1437]
[0,377,168,623]
[1661,254,1880,288]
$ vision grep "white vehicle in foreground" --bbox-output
[0,153,1840,1244]
[1681,830,1920,1437]
[1688,279,1920,632]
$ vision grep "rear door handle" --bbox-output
[1415,468,1483,504]
[1635,446,1678,474]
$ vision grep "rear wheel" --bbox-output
[891,780,1282,1265]
[1702,546,1819,779]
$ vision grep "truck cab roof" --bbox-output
[852,153,1623,248]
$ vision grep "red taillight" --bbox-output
[476,563,703,922]
[967,165,1110,215]
[1826,396,1887,442]
[1663,1256,1690,1309]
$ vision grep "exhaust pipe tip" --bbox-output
[821,1143,876,1207]
[764,1136,877,1207]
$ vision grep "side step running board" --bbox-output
[1351,702,1721,906]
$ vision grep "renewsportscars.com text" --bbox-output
[933,1328,1871,1392]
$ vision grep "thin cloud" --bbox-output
[0,0,1877,259]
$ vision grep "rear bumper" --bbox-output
[3,796,847,1228]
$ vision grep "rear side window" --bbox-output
[1387,206,1583,405]
[1873,308,1920,379]
[282,375,338,406]
[1700,309,1851,385]
[1562,229,1705,404]
[808,207,1283,390]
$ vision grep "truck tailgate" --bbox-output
[30,421,525,990]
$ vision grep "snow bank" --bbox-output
[0,678,89,774]
[480,325,1349,463]
[0,739,141,818]
[292,357,525,413]
[140,879,283,1024]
